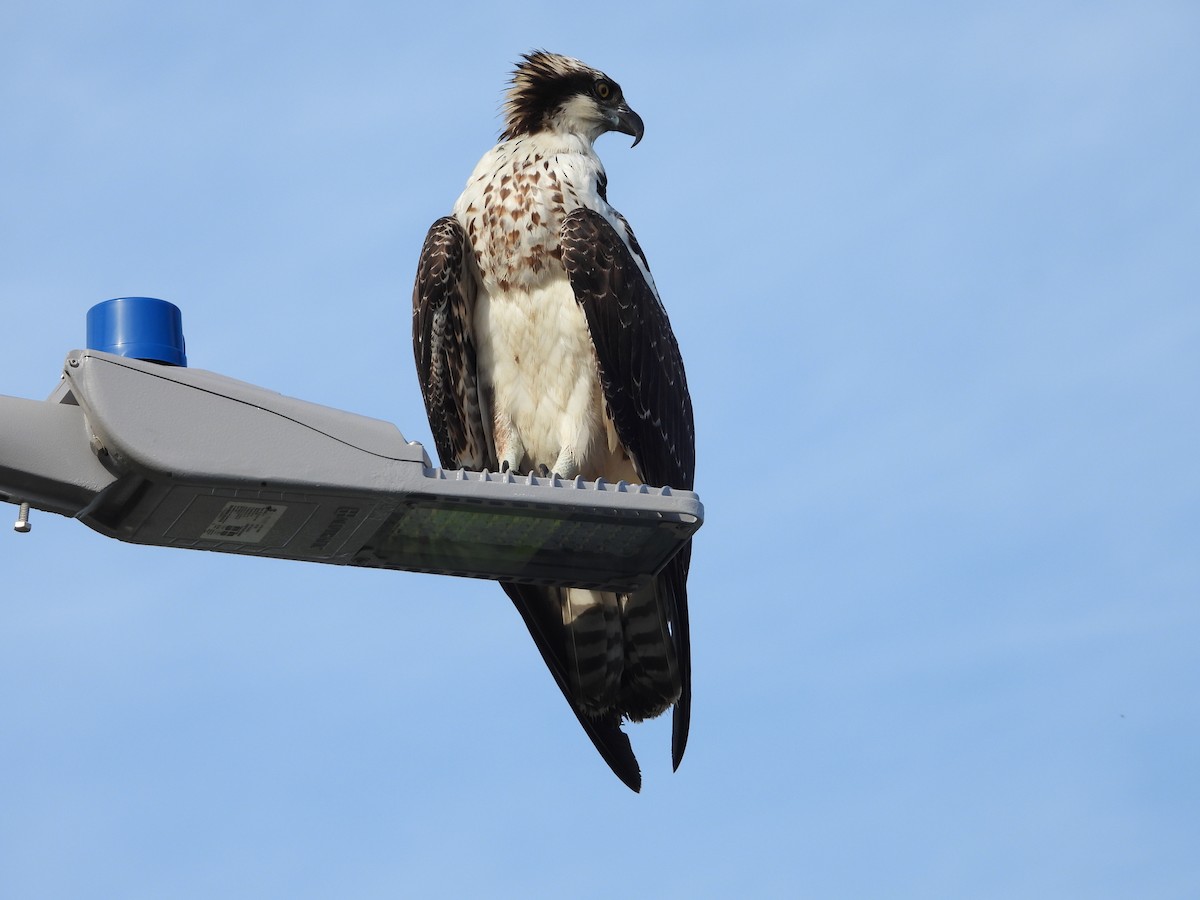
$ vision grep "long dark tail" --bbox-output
[501,582,642,791]
[501,547,691,789]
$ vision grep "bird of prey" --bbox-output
[412,51,694,791]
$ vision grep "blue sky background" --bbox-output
[3,1,1198,896]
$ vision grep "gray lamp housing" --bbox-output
[1,350,701,592]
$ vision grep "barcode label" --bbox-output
[201,502,287,544]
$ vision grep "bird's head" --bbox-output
[501,50,644,147]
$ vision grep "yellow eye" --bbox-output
[595,80,611,100]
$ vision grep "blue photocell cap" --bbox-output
[87,297,187,366]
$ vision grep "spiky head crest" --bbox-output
[500,50,640,145]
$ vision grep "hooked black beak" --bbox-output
[612,103,645,147]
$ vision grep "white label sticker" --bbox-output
[201,502,287,544]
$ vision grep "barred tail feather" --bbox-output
[618,584,681,721]
[563,588,623,716]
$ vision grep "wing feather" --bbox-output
[412,217,489,470]
[501,583,642,792]
[560,209,695,490]
[560,207,695,768]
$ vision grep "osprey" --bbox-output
[412,51,694,791]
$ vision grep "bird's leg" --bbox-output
[550,446,581,480]
[493,420,525,476]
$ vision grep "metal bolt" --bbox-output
[13,502,31,533]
